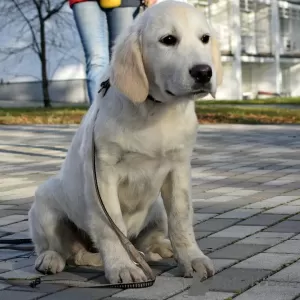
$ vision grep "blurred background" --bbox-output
[0,0,299,106]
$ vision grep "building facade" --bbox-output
[196,0,300,99]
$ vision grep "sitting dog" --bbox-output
[28,0,223,284]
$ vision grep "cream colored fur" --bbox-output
[28,0,223,284]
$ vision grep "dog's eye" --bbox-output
[159,35,178,46]
[200,34,210,44]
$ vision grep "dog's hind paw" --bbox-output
[146,238,173,260]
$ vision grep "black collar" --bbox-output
[98,79,111,96]
[98,79,161,103]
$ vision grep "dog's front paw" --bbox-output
[181,255,214,280]
[35,250,65,274]
[105,261,148,284]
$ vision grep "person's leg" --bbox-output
[106,7,140,57]
[72,2,109,105]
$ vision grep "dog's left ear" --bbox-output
[110,27,149,103]
[211,36,223,87]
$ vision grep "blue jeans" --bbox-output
[72,2,139,104]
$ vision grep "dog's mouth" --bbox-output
[166,89,208,97]
[166,90,176,96]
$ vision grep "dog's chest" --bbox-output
[110,110,197,183]
[123,115,195,157]
[114,128,192,207]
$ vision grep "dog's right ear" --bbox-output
[110,27,149,103]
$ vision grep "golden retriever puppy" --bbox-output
[28,0,223,284]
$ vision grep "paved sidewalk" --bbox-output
[1,124,300,300]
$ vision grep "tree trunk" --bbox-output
[39,14,51,107]
[41,58,51,107]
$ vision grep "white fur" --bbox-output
[28,1,223,284]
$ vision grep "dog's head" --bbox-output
[110,1,223,103]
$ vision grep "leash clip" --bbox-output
[29,278,41,288]
[133,251,146,266]
[98,79,111,96]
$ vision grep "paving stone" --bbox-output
[104,298,141,300]
[210,226,265,238]
[0,205,16,210]
[0,256,36,273]
[193,192,222,200]
[237,232,294,246]
[284,190,300,196]
[287,199,300,206]
[209,244,269,260]
[224,198,266,208]
[0,215,27,226]
[227,190,259,196]
[9,203,32,211]
[244,191,278,200]
[0,221,29,233]
[40,286,120,300]
[204,196,241,203]
[214,209,261,219]
[192,201,212,210]
[160,258,237,279]
[0,198,34,206]
[0,282,10,290]
[0,210,28,217]
[0,290,45,300]
[265,240,300,254]
[269,261,300,282]
[263,205,300,215]
[0,249,28,261]
[0,231,9,238]
[0,265,43,281]
[3,125,300,300]
[194,219,240,232]
[201,268,271,293]
[193,213,217,225]
[232,253,299,270]
[113,276,193,299]
[264,221,300,233]
[233,281,300,300]
[212,259,238,273]
[1,231,30,240]
[244,196,299,209]
[194,231,213,240]
[206,187,242,194]
[8,280,66,294]
[167,291,235,300]
[43,267,105,282]
[197,237,238,253]
[197,205,240,214]
[291,233,300,239]
[289,214,300,221]
[239,214,289,226]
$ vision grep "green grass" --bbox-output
[195,104,300,124]
[0,106,87,125]
[2,100,300,125]
[197,97,300,105]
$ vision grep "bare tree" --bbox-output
[0,0,72,107]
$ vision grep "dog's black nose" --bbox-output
[189,64,212,84]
